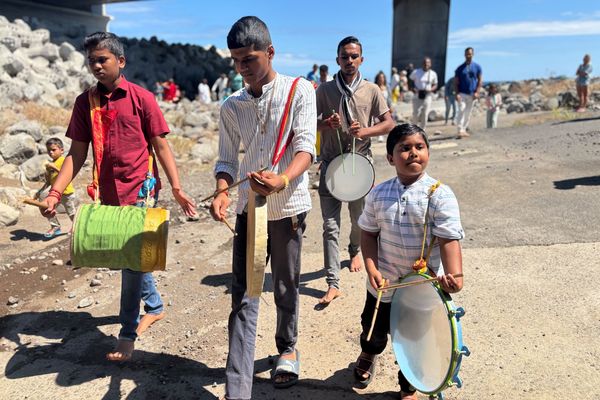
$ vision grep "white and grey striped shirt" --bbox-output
[358,173,464,301]
[215,73,317,220]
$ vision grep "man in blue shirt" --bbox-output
[454,47,482,138]
[307,63,319,84]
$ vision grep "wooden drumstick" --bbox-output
[381,273,464,292]
[366,279,386,342]
[200,167,268,203]
[23,198,48,209]
[221,217,237,236]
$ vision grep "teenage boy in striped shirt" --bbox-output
[210,16,316,400]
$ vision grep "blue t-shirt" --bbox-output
[455,62,482,95]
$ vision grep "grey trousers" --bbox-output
[319,165,364,289]
[225,212,306,400]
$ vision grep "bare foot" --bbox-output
[106,340,134,362]
[136,311,165,336]
[318,287,341,305]
[350,254,363,272]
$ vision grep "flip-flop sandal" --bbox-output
[272,349,300,389]
[354,353,377,387]
[44,228,62,238]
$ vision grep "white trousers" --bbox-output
[412,94,433,128]
[456,94,475,133]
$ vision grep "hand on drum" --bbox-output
[349,121,366,139]
[172,188,198,218]
[210,192,231,222]
[438,273,463,294]
[366,265,387,291]
[247,170,284,196]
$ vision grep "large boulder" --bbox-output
[3,56,25,77]
[183,112,213,129]
[190,138,219,163]
[19,154,50,181]
[58,41,76,61]
[0,203,19,227]
[6,120,46,141]
[26,43,60,62]
[0,133,38,165]
[0,187,27,208]
[506,101,525,113]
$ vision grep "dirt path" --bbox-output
[1,112,599,399]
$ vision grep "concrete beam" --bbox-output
[392,0,450,86]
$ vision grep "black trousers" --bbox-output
[360,291,415,393]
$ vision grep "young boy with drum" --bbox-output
[355,123,464,399]
[41,32,197,362]
[210,16,316,399]
[315,36,394,305]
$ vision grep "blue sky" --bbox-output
[106,0,599,83]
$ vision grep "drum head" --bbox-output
[324,153,374,202]
[390,274,454,394]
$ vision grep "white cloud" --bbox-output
[273,52,319,69]
[478,50,520,57]
[450,18,600,45]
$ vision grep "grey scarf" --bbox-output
[334,71,362,132]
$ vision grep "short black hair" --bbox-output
[227,16,272,51]
[319,64,328,73]
[84,32,125,58]
[465,47,474,53]
[337,36,362,55]
[46,137,64,149]
[386,123,429,155]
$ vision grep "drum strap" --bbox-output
[271,76,302,168]
[87,85,156,205]
[413,180,442,273]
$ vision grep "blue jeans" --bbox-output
[119,270,163,341]
[118,201,164,341]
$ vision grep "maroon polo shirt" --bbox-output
[66,76,169,206]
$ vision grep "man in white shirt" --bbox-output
[197,78,211,104]
[211,16,316,399]
[211,73,229,101]
[409,57,438,128]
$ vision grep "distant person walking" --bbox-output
[576,54,592,112]
[307,63,319,84]
[485,83,502,129]
[318,64,332,87]
[390,67,401,103]
[444,76,457,125]
[410,57,438,129]
[455,47,482,138]
[211,73,228,101]
[197,78,211,104]
[405,63,415,91]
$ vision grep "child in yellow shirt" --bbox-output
[35,138,77,238]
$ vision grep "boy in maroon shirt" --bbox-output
[42,32,197,361]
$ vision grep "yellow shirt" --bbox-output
[46,156,74,195]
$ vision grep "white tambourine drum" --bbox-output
[390,273,470,398]
[324,153,375,202]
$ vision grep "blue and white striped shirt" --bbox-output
[215,73,317,220]
[358,173,464,301]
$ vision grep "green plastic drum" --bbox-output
[70,204,170,272]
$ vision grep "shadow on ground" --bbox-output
[554,175,600,189]
[0,310,224,399]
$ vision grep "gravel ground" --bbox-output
[1,110,599,399]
